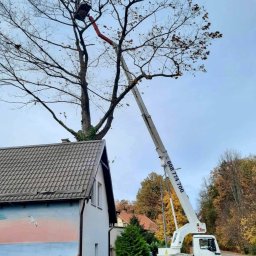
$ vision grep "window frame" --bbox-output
[91,181,96,206]
[97,181,102,209]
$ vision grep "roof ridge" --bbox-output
[119,211,156,222]
[0,139,105,150]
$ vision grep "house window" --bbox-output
[91,181,96,206]
[91,181,103,209]
[97,182,102,208]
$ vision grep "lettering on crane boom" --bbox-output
[167,161,184,193]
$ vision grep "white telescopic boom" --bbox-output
[120,55,200,225]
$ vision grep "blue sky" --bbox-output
[1,0,256,210]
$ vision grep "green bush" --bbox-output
[250,244,256,255]
[115,224,150,256]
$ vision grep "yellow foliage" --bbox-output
[199,153,256,253]
[155,190,188,245]
[241,213,256,245]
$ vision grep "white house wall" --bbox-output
[82,164,110,256]
[109,227,124,256]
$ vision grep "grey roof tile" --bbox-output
[0,140,105,203]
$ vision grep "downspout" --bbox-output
[108,225,115,256]
[78,199,86,256]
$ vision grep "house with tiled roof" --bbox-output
[116,210,158,233]
[109,210,158,256]
[0,140,116,256]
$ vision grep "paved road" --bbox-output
[222,251,250,256]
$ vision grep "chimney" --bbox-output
[61,138,70,143]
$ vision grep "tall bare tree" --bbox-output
[0,0,221,141]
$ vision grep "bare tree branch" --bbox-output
[0,0,222,141]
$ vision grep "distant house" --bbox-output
[110,210,158,256]
[117,210,158,233]
[0,140,116,256]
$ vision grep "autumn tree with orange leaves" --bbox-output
[199,151,256,255]
[135,172,191,251]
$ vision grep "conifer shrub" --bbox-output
[115,224,150,256]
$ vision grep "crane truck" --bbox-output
[74,3,222,255]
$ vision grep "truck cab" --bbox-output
[157,235,221,256]
[192,235,221,256]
